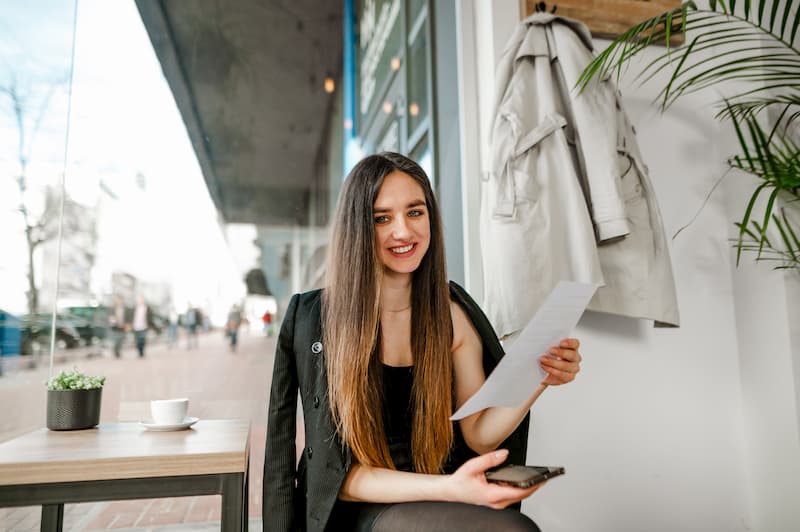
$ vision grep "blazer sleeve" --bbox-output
[263,294,300,532]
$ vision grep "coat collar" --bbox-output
[515,12,595,61]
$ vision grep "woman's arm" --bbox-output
[340,449,544,509]
[451,302,581,454]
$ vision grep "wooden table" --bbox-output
[0,419,250,532]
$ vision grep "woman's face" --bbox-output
[372,170,431,277]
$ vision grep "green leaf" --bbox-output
[792,1,800,43]
[767,0,778,32]
[760,188,781,255]
[773,213,798,262]
[736,182,770,264]
[782,208,800,250]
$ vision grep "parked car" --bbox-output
[20,314,82,354]
[63,306,110,346]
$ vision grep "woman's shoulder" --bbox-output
[447,280,505,363]
[447,281,481,316]
[288,288,324,317]
[295,287,323,303]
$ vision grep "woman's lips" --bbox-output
[389,243,416,257]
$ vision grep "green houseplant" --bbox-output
[46,368,105,430]
[578,0,800,270]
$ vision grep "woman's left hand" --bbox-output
[539,338,581,386]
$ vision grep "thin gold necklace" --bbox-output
[383,305,411,313]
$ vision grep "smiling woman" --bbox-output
[264,152,584,532]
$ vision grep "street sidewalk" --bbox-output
[0,326,277,532]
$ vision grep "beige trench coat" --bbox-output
[481,13,680,338]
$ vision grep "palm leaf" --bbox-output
[729,106,800,264]
[578,1,800,123]
[717,94,800,121]
[735,210,800,269]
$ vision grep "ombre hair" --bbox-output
[322,152,453,474]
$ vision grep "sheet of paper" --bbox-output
[451,281,599,420]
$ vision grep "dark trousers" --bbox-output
[134,330,146,357]
[327,501,540,532]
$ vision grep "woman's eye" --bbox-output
[374,215,389,224]
[408,210,424,218]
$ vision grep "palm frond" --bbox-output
[729,106,800,264]
[734,208,800,269]
[578,1,800,120]
[716,94,800,121]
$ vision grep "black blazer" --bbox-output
[263,281,530,532]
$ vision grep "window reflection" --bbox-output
[0,1,76,357]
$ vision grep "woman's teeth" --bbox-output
[391,244,413,253]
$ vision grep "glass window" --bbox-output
[408,0,427,26]
[407,18,429,137]
[409,133,433,186]
[378,120,400,153]
[0,2,76,360]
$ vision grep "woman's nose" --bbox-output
[391,218,410,239]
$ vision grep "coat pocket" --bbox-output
[491,108,567,216]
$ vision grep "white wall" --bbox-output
[457,2,800,531]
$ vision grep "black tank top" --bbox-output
[382,363,414,471]
[381,363,474,474]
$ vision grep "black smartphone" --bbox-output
[485,465,565,488]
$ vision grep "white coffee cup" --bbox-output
[150,398,189,425]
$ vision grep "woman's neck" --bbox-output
[381,272,412,312]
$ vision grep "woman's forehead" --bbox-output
[373,171,426,207]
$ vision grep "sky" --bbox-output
[0,0,252,321]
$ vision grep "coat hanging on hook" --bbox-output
[481,12,680,338]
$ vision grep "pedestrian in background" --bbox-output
[226,304,242,351]
[132,294,150,358]
[109,295,126,358]
[262,310,273,337]
[167,306,178,349]
[184,305,198,349]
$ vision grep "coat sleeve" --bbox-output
[263,294,300,531]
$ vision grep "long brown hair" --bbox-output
[323,152,453,474]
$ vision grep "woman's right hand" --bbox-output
[442,449,545,509]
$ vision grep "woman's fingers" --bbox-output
[460,449,509,475]
[559,338,580,350]
[485,481,546,509]
[539,337,582,384]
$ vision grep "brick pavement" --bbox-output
[0,326,278,531]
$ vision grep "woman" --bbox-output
[264,153,582,531]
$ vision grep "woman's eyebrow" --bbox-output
[373,200,427,213]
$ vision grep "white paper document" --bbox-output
[451,281,599,421]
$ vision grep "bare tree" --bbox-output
[1,78,62,316]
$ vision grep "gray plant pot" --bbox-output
[46,388,102,430]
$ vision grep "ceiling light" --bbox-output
[383,101,393,114]
[409,102,419,116]
[324,77,335,93]
[390,57,401,71]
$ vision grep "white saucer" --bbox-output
[140,416,199,431]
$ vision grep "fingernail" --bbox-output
[494,449,509,459]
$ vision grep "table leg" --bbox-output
[243,465,249,532]
[221,473,244,532]
[40,503,64,532]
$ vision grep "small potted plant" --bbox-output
[46,368,105,430]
